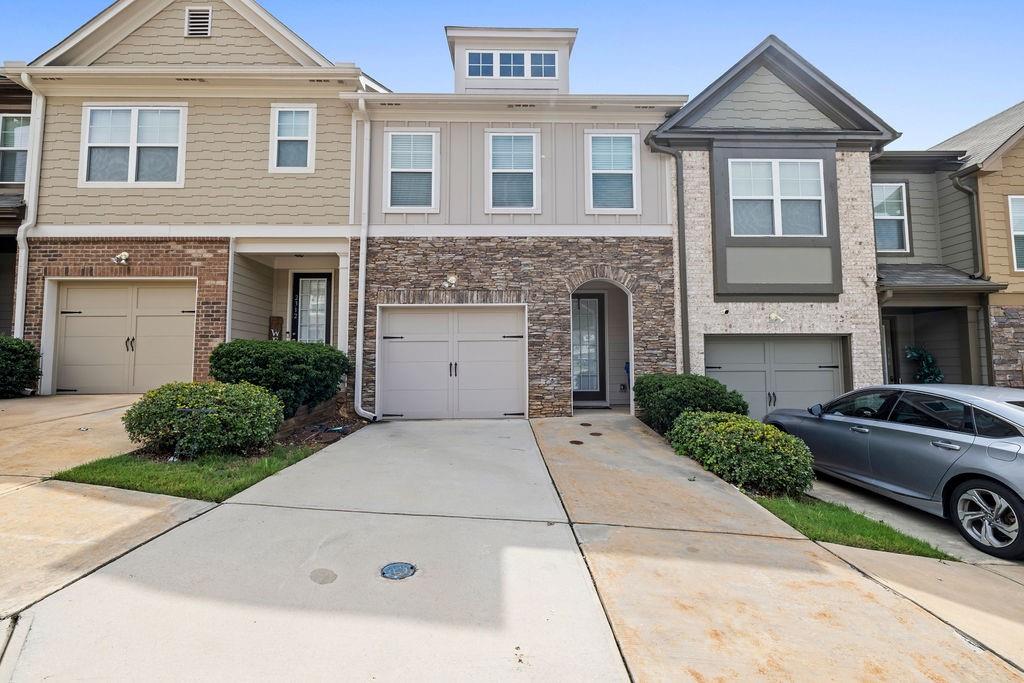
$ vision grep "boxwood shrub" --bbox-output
[209,340,351,418]
[122,381,283,457]
[668,411,814,497]
[634,373,748,434]
[0,336,41,399]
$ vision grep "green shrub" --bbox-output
[0,336,41,399]
[122,381,284,457]
[668,411,814,497]
[209,340,350,418]
[634,373,748,434]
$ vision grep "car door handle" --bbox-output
[931,441,961,451]
[850,426,870,434]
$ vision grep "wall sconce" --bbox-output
[111,252,130,265]
[441,274,458,289]
[768,311,785,323]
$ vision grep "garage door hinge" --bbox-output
[60,310,82,315]
[504,412,525,416]
[382,413,404,418]
[502,335,524,339]
[705,366,722,370]
[56,388,79,393]
[818,365,839,369]
[181,310,196,314]
[383,336,405,340]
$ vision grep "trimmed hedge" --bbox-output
[209,340,350,418]
[0,336,41,399]
[122,381,283,457]
[668,411,814,497]
[634,373,748,434]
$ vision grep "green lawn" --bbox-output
[756,495,955,561]
[54,445,315,503]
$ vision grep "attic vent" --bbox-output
[507,104,536,109]
[378,102,402,107]
[308,79,331,84]
[185,7,213,37]
[634,105,656,110]
[175,77,207,83]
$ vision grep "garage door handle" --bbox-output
[130,337,135,352]
[449,362,453,378]
[931,441,961,451]
[125,337,130,352]
[454,362,458,377]
[850,426,870,434]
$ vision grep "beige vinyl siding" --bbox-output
[981,140,1024,299]
[230,254,273,340]
[935,173,976,273]
[357,120,670,226]
[694,66,839,130]
[93,0,300,66]
[37,97,350,225]
[874,172,938,264]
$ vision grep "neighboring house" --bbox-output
[647,37,898,420]
[0,76,31,334]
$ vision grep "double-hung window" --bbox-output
[467,52,494,77]
[0,114,30,183]
[270,105,315,173]
[1011,196,1024,270]
[80,105,186,187]
[872,182,910,252]
[487,131,538,213]
[587,132,639,213]
[729,159,825,236]
[499,52,525,77]
[385,130,437,212]
[530,53,556,78]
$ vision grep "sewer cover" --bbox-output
[579,423,592,427]
[570,440,584,445]
[381,562,417,580]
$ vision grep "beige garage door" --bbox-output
[379,306,526,419]
[57,282,196,394]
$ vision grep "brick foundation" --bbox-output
[990,305,1024,387]
[348,236,678,417]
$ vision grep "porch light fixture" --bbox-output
[111,251,130,265]
[441,274,458,289]
[768,311,785,323]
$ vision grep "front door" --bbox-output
[291,273,332,344]
[572,293,606,402]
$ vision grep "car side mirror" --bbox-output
[808,404,824,417]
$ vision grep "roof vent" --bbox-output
[185,7,213,38]
[507,104,536,109]
[378,102,402,108]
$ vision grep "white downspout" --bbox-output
[13,73,45,339]
[223,236,236,341]
[352,96,375,420]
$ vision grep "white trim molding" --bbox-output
[383,129,439,214]
[78,103,188,188]
[269,103,316,174]
[584,129,641,215]
[485,129,541,215]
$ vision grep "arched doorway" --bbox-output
[570,278,634,414]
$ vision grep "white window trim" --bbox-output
[184,6,213,38]
[465,50,558,80]
[78,104,188,189]
[0,113,30,185]
[872,182,910,254]
[727,158,827,237]
[485,129,541,215]
[1010,195,1024,272]
[383,129,439,214]
[585,130,641,215]
[269,104,316,174]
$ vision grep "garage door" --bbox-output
[379,306,526,419]
[57,282,196,394]
[704,336,844,421]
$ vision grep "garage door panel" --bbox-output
[382,390,451,419]
[384,310,450,336]
[63,286,132,312]
[381,361,450,391]
[456,389,524,418]
[773,369,842,412]
[384,340,449,364]
[457,362,522,390]
[57,364,128,395]
[455,308,523,336]
[135,286,195,311]
[456,339,522,363]
[705,339,768,366]
[771,338,838,366]
[706,369,767,419]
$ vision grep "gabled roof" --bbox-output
[31,0,332,68]
[931,100,1024,172]
[651,35,898,148]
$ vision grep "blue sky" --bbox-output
[6,0,1022,148]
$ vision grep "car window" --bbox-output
[974,409,1021,439]
[826,390,899,420]
[888,392,973,434]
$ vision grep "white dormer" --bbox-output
[445,27,577,94]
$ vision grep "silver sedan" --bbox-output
[766,384,1024,560]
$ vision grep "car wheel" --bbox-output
[949,479,1023,560]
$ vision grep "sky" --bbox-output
[4,0,1023,149]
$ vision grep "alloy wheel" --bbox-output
[956,488,1019,548]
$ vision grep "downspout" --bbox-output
[951,173,985,280]
[13,73,46,339]
[646,135,691,373]
[351,96,376,420]
[223,237,236,341]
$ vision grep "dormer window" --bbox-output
[499,53,525,77]
[185,7,213,38]
[531,53,556,78]
[468,52,493,77]
[466,51,558,79]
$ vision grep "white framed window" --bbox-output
[486,130,540,214]
[467,52,494,77]
[466,51,557,79]
[270,104,316,173]
[384,130,438,213]
[184,6,213,37]
[1010,196,1024,271]
[872,182,910,253]
[728,159,826,236]
[0,114,30,184]
[585,131,640,214]
[78,105,187,188]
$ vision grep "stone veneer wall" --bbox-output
[22,237,230,381]
[681,149,883,387]
[990,305,1024,387]
[348,236,678,417]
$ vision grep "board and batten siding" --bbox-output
[356,120,671,226]
[36,97,351,225]
[230,254,274,340]
[873,171,939,265]
[935,173,976,273]
[980,140,1024,298]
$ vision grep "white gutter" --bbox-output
[13,73,45,339]
[351,96,376,421]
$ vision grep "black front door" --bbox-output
[291,272,332,344]
[572,293,606,402]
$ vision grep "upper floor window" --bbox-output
[468,52,493,77]
[270,105,315,173]
[467,51,557,79]
[729,159,825,236]
[1011,196,1024,271]
[385,130,438,212]
[487,131,539,213]
[80,105,186,187]
[0,114,30,184]
[873,182,910,253]
[530,53,556,78]
[499,52,525,77]
[586,132,639,213]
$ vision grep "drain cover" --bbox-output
[570,440,584,445]
[381,562,417,580]
[580,422,592,427]
[590,432,603,437]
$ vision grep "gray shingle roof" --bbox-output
[877,264,1005,292]
[930,100,1024,168]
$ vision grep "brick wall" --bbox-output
[348,236,678,417]
[23,237,230,381]
[990,305,1024,387]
